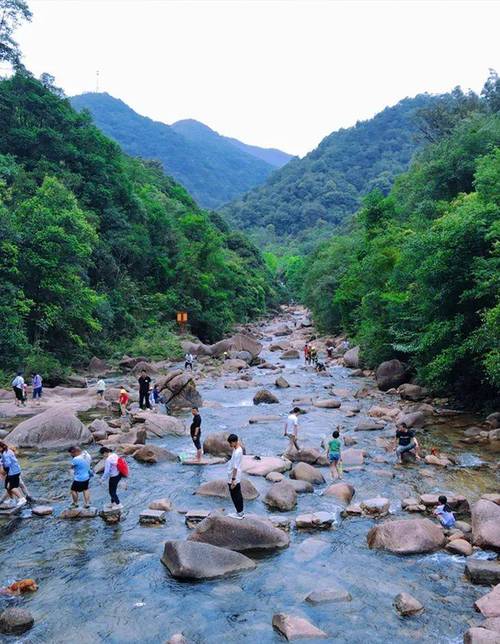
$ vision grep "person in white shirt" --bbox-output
[11,373,25,407]
[185,353,194,370]
[96,378,106,400]
[227,434,244,519]
[284,407,300,451]
[99,446,123,508]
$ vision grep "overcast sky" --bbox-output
[16,0,500,156]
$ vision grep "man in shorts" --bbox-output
[68,446,92,508]
[190,407,202,461]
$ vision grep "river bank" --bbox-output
[0,306,498,643]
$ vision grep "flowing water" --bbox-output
[0,313,498,643]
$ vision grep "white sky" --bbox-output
[16,0,500,156]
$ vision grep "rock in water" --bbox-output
[195,479,259,500]
[167,634,188,644]
[445,539,472,556]
[472,499,500,550]
[281,349,300,360]
[466,560,500,586]
[313,399,341,409]
[0,607,34,635]
[375,359,409,391]
[132,412,186,437]
[305,587,351,604]
[398,383,428,401]
[241,455,291,476]
[290,462,325,485]
[475,585,500,618]
[188,513,289,552]
[272,613,327,640]
[324,483,355,504]
[264,481,297,511]
[139,509,166,525]
[8,406,92,449]
[203,432,245,458]
[275,376,290,388]
[253,389,279,405]
[133,445,177,464]
[161,540,255,580]
[393,592,424,616]
[343,346,360,368]
[463,627,500,643]
[367,518,445,554]
[60,507,98,519]
[361,497,390,517]
[295,512,335,530]
[149,498,173,511]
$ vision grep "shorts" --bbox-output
[328,453,340,463]
[71,479,90,492]
[5,474,20,491]
[33,386,42,399]
[13,387,24,401]
[97,389,104,396]
[191,435,201,450]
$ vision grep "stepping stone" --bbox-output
[295,512,335,530]
[31,505,53,516]
[305,587,352,604]
[0,505,23,516]
[272,613,327,640]
[60,507,98,519]
[185,509,211,528]
[181,456,226,466]
[269,516,291,531]
[342,503,362,516]
[149,498,173,511]
[248,415,282,424]
[466,560,500,586]
[139,509,166,525]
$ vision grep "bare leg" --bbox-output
[71,490,78,506]
[83,490,91,507]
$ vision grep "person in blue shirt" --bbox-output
[0,442,26,508]
[68,446,92,508]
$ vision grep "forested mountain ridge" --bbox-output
[301,74,500,407]
[172,119,294,167]
[223,94,437,238]
[70,92,290,209]
[0,73,277,377]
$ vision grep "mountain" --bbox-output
[70,93,291,209]
[223,95,437,238]
[0,74,277,373]
[172,119,293,168]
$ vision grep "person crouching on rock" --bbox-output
[99,446,123,508]
[394,422,421,463]
[68,446,92,508]
[227,434,245,520]
[0,442,26,509]
[434,495,456,529]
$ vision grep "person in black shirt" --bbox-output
[394,422,420,463]
[190,407,202,461]
[138,370,152,410]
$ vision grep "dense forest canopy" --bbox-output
[0,73,277,377]
[301,72,500,407]
[70,93,288,210]
[223,94,438,239]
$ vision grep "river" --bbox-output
[0,308,498,643]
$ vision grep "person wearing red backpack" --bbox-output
[99,446,128,508]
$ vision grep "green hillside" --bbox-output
[0,73,277,375]
[70,93,285,209]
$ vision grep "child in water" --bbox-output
[326,429,343,480]
[434,495,456,528]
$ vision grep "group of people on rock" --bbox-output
[11,372,43,407]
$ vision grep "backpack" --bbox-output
[117,457,129,477]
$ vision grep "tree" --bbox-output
[0,0,32,68]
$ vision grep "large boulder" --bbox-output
[195,479,258,500]
[283,446,323,465]
[119,355,147,370]
[88,356,109,374]
[376,359,410,391]
[398,383,428,401]
[472,500,500,550]
[324,483,355,504]
[343,346,360,368]
[156,370,202,410]
[161,540,255,580]
[182,333,262,360]
[290,462,325,485]
[464,627,500,643]
[203,432,245,458]
[0,607,34,635]
[241,455,291,476]
[264,480,297,511]
[8,406,92,449]
[223,358,248,372]
[367,518,445,554]
[475,585,500,618]
[132,411,186,437]
[253,389,279,405]
[133,445,177,464]
[101,428,146,446]
[466,560,500,586]
[188,513,289,552]
[281,349,300,360]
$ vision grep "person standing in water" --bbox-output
[284,407,300,451]
[138,370,151,410]
[0,442,26,508]
[118,387,129,417]
[11,372,25,407]
[227,434,244,519]
[68,446,92,508]
[31,372,43,406]
[190,407,202,461]
[99,446,123,508]
[96,378,106,401]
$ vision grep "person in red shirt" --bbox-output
[118,387,129,417]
